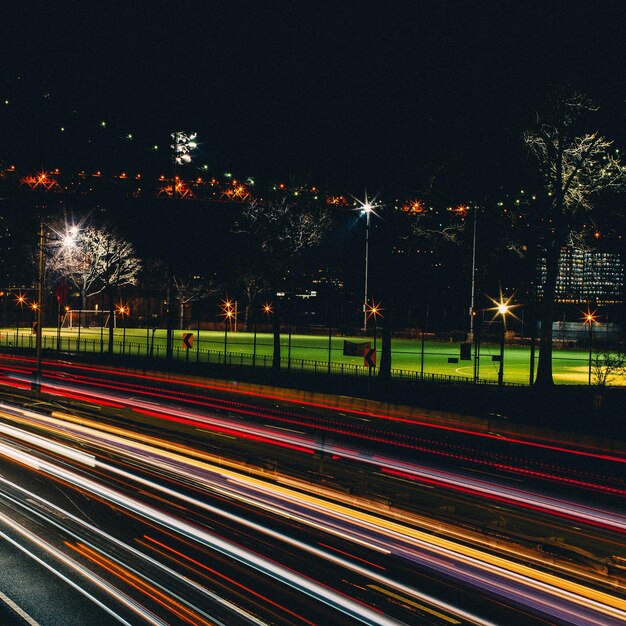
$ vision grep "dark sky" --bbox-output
[2,1,626,196]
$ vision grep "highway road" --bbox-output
[0,356,624,624]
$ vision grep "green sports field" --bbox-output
[2,326,621,386]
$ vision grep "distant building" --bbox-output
[538,245,624,305]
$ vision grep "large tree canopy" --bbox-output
[524,92,626,386]
[48,224,141,306]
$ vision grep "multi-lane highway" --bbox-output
[0,354,624,624]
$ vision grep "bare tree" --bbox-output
[524,92,626,386]
[238,198,331,369]
[172,274,217,329]
[235,272,269,330]
[592,349,626,387]
[48,224,141,351]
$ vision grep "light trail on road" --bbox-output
[3,372,625,538]
[0,400,624,624]
[1,354,624,516]
[0,416,412,624]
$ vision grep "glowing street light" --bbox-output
[581,307,599,386]
[354,191,381,332]
[366,298,383,365]
[14,293,27,339]
[252,302,272,368]
[116,304,130,354]
[488,292,518,386]
[220,297,237,364]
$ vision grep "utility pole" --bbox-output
[468,204,477,342]
[33,215,45,391]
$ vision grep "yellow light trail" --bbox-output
[2,405,626,623]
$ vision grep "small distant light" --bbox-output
[100,121,106,127]
[153,145,159,150]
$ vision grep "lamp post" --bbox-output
[33,215,45,390]
[582,307,598,386]
[488,291,517,386]
[256,302,272,368]
[365,299,383,378]
[223,309,234,364]
[355,193,380,332]
[117,304,130,354]
[468,204,478,342]
[15,294,26,344]
[366,299,383,355]
[497,303,508,386]
[220,296,236,365]
[20,171,60,390]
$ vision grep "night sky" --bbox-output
[2,2,626,197]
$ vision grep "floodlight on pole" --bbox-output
[366,298,384,357]
[354,192,381,332]
[166,132,198,361]
[487,291,518,386]
[581,306,599,386]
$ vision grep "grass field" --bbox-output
[2,326,619,386]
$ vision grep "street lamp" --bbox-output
[488,292,518,386]
[365,298,383,356]
[15,294,26,342]
[33,215,45,389]
[220,297,236,364]
[365,298,383,378]
[354,192,381,332]
[582,307,599,386]
[468,204,478,343]
[116,304,130,354]
[254,302,273,367]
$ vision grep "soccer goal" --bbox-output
[61,310,116,329]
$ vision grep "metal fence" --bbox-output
[0,327,601,386]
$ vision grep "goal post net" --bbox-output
[60,310,115,329]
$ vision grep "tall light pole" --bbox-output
[468,204,477,342]
[582,307,598,386]
[488,291,518,386]
[355,192,380,332]
[33,216,45,390]
[220,296,236,365]
[256,302,272,368]
[366,299,383,364]
[15,294,26,343]
[497,302,508,386]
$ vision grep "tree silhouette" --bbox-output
[524,91,626,386]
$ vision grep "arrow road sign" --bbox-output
[182,333,194,349]
[364,347,376,368]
